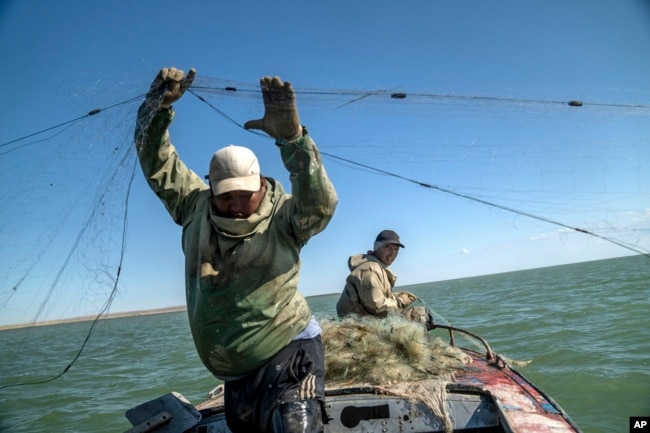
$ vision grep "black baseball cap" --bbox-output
[375,230,405,248]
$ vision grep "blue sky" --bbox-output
[1,0,649,326]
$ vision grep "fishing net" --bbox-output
[1,71,648,391]
[321,315,471,385]
[2,73,649,327]
[321,314,471,432]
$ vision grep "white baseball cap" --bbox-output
[208,145,261,195]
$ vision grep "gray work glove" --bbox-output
[145,67,196,110]
[244,76,303,140]
[395,291,417,308]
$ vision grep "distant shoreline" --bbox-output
[0,305,187,331]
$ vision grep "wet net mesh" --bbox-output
[321,315,472,432]
[322,315,471,385]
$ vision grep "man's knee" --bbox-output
[269,400,323,433]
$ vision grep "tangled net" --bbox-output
[321,314,471,386]
[320,315,472,432]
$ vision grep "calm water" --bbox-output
[1,255,648,433]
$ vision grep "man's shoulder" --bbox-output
[350,254,382,270]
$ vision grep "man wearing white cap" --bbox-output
[135,67,337,433]
[336,230,427,323]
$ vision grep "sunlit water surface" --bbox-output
[1,255,648,433]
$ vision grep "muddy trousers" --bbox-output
[270,400,323,433]
[224,336,326,433]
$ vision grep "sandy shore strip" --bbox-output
[0,305,187,331]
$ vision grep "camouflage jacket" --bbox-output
[135,105,337,378]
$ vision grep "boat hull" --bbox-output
[123,322,582,433]
[139,349,580,433]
